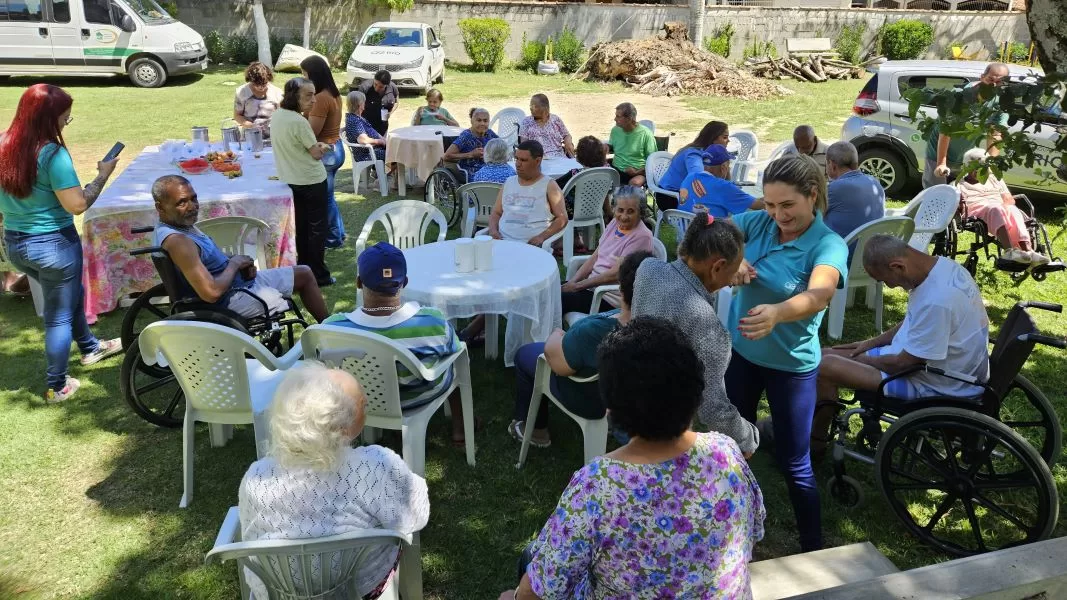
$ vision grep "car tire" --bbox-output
[436,69,445,84]
[128,57,167,88]
[859,147,908,197]
[424,70,433,94]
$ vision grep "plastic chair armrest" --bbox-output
[566,256,591,281]
[413,343,468,381]
[541,230,564,254]
[206,506,241,564]
[590,284,619,312]
[276,341,303,369]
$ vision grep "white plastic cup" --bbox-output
[473,235,493,271]
[454,239,475,273]
[381,108,390,122]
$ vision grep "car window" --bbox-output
[362,26,423,48]
[82,0,111,24]
[897,75,972,105]
[50,0,70,22]
[0,0,45,21]
[428,28,438,44]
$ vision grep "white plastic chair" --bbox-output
[826,216,916,340]
[653,209,695,240]
[196,216,270,269]
[728,130,760,183]
[137,320,301,508]
[562,238,667,327]
[639,119,655,134]
[754,141,796,189]
[0,224,44,317]
[645,151,677,209]
[516,353,607,469]
[489,107,525,147]
[456,182,502,238]
[543,167,618,265]
[342,138,388,197]
[207,506,419,600]
[355,200,448,256]
[902,184,960,253]
[299,324,476,476]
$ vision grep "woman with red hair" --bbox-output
[0,84,123,403]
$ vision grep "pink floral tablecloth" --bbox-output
[81,146,297,323]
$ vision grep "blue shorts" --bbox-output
[867,347,922,400]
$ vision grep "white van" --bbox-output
[0,0,207,88]
[346,21,445,93]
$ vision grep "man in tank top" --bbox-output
[487,140,567,246]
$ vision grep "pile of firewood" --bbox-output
[746,55,884,83]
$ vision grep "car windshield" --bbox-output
[361,27,422,48]
[119,0,173,24]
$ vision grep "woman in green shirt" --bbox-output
[413,88,459,127]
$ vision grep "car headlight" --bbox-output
[174,42,193,53]
[399,56,424,70]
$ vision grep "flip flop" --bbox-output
[451,416,484,448]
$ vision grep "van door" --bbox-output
[0,0,55,72]
[1001,85,1067,193]
[80,0,134,71]
[46,0,83,69]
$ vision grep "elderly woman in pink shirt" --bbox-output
[560,185,654,314]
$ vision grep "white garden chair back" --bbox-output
[298,324,476,475]
[645,151,677,207]
[653,208,696,240]
[754,141,797,188]
[355,201,447,256]
[206,506,417,600]
[0,223,44,316]
[728,130,760,183]
[545,167,618,265]
[489,107,525,147]
[826,216,916,340]
[456,182,502,237]
[197,215,270,269]
[639,119,655,134]
[906,184,960,253]
[138,320,297,507]
[342,138,388,197]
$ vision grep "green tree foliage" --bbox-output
[704,23,734,58]
[834,22,867,64]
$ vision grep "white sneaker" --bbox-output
[46,377,81,403]
[1002,248,1031,264]
[1028,251,1051,266]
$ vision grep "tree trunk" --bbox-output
[252,0,272,67]
[689,0,704,48]
[302,2,312,49]
[1027,0,1066,73]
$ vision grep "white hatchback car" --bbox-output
[345,21,445,93]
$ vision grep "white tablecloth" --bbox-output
[508,157,583,178]
[400,239,562,367]
[386,125,464,182]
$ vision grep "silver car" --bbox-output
[840,60,1065,197]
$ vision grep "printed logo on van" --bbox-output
[95,30,117,43]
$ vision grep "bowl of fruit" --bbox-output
[177,157,210,175]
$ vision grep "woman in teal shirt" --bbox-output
[726,154,848,552]
[0,84,122,402]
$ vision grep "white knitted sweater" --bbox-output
[238,445,430,598]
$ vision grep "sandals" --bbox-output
[508,420,551,448]
[451,416,484,448]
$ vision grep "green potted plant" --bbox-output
[537,37,559,75]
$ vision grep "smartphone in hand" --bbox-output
[103,142,125,162]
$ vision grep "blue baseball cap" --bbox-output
[358,242,407,293]
[701,144,736,167]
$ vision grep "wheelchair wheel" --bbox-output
[827,475,865,509]
[999,375,1063,466]
[120,336,185,428]
[424,167,461,228]
[875,407,1058,557]
[120,283,171,352]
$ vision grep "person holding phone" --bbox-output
[414,89,458,127]
[0,84,123,403]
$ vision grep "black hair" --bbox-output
[280,77,310,111]
[684,121,729,151]
[678,211,744,263]
[597,317,704,441]
[374,70,392,84]
[516,140,544,160]
[575,135,607,168]
[618,250,653,307]
[299,55,340,98]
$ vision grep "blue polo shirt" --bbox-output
[677,172,755,218]
[729,210,848,373]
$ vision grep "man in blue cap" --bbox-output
[676,145,763,217]
[322,242,474,445]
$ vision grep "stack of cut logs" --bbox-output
[746,55,884,83]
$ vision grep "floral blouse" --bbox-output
[452,128,499,180]
[527,432,766,599]
[519,114,570,159]
[472,162,516,184]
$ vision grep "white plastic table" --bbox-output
[508,156,583,178]
[400,239,562,367]
[385,125,464,197]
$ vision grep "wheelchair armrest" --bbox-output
[130,246,164,256]
[1021,301,1062,313]
[877,364,983,397]
[229,287,271,319]
[130,226,155,235]
[1020,333,1067,349]
[1012,194,1035,217]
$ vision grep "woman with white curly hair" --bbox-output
[238,361,430,599]
[472,138,517,184]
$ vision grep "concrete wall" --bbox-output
[173,0,390,48]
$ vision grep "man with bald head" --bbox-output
[151,174,328,322]
[924,62,1011,188]
[787,125,829,169]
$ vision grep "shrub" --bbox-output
[337,31,357,68]
[311,38,330,61]
[742,38,777,60]
[1006,41,1030,64]
[226,34,258,65]
[704,23,734,58]
[205,30,226,64]
[834,21,867,64]
[553,27,586,73]
[518,32,545,72]
[458,17,510,72]
[158,0,178,17]
[269,31,298,66]
[879,20,933,61]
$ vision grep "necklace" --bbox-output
[362,305,401,313]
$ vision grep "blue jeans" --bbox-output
[726,350,823,552]
[5,226,100,391]
[324,138,346,248]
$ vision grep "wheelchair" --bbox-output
[824,301,1065,557]
[939,193,1065,284]
[421,134,464,229]
[118,226,307,428]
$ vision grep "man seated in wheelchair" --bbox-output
[152,175,328,323]
[811,234,990,452]
[322,242,473,446]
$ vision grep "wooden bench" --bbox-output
[786,37,839,59]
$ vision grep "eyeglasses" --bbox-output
[64,115,74,125]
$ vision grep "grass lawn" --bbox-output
[0,67,1065,599]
